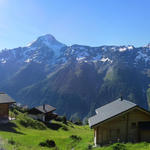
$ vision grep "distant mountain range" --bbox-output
[0,34,150,120]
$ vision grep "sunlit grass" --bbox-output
[1,111,150,150]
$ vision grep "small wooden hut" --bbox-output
[28,104,57,122]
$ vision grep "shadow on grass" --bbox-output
[0,122,24,135]
[44,122,63,130]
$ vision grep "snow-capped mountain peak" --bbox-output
[0,34,67,65]
[27,34,66,49]
[25,34,67,62]
[27,34,56,47]
[38,34,56,41]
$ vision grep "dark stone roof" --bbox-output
[88,99,137,128]
[34,104,56,113]
[0,93,16,104]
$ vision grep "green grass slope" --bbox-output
[0,110,93,150]
[1,110,150,150]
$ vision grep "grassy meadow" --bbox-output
[0,109,150,149]
[0,109,93,150]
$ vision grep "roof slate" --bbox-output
[88,99,137,128]
[35,104,56,113]
[0,93,16,104]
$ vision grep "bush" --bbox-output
[55,116,67,124]
[112,143,127,150]
[10,104,28,114]
[8,138,16,145]
[74,120,83,125]
[12,109,20,115]
[61,126,68,131]
[55,116,63,122]
[84,119,89,125]
[39,139,56,148]
[46,140,56,147]
[87,144,92,149]
[70,135,82,141]
[39,142,46,147]
[62,116,67,124]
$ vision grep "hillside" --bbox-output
[1,109,150,150]
[0,34,150,120]
[0,108,93,150]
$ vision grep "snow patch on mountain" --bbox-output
[25,58,32,63]
[128,45,134,50]
[0,58,7,64]
[102,47,108,52]
[119,47,127,52]
[135,51,150,62]
[76,57,86,62]
[100,57,112,63]
[108,45,134,52]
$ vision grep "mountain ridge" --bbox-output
[0,34,150,120]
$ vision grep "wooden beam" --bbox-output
[125,113,129,142]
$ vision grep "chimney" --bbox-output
[43,104,46,111]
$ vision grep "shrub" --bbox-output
[61,126,68,131]
[84,119,89,125]
[12,109,19,115]
[39,139,56,148]
[39,142,46,147]
[62,116,67,124]
[46,140,56,147]
[8,138,15,145]
[87,144,92,149]
[13,104,29,113]
[70,135,82,141]
[55,116,67,124]
[112,143,127,150]
[55,116,63,122]
[72,118,82,125]
[74,120,83,125]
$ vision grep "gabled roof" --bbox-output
[34,104,56,113]
[0,93,16,104]
[88,99,137,128]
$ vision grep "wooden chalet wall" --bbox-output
[0,104,9,119]
[94,108,150,145]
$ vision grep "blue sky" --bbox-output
[0,0,150,49]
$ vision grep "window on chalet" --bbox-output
[131,122,136,129]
